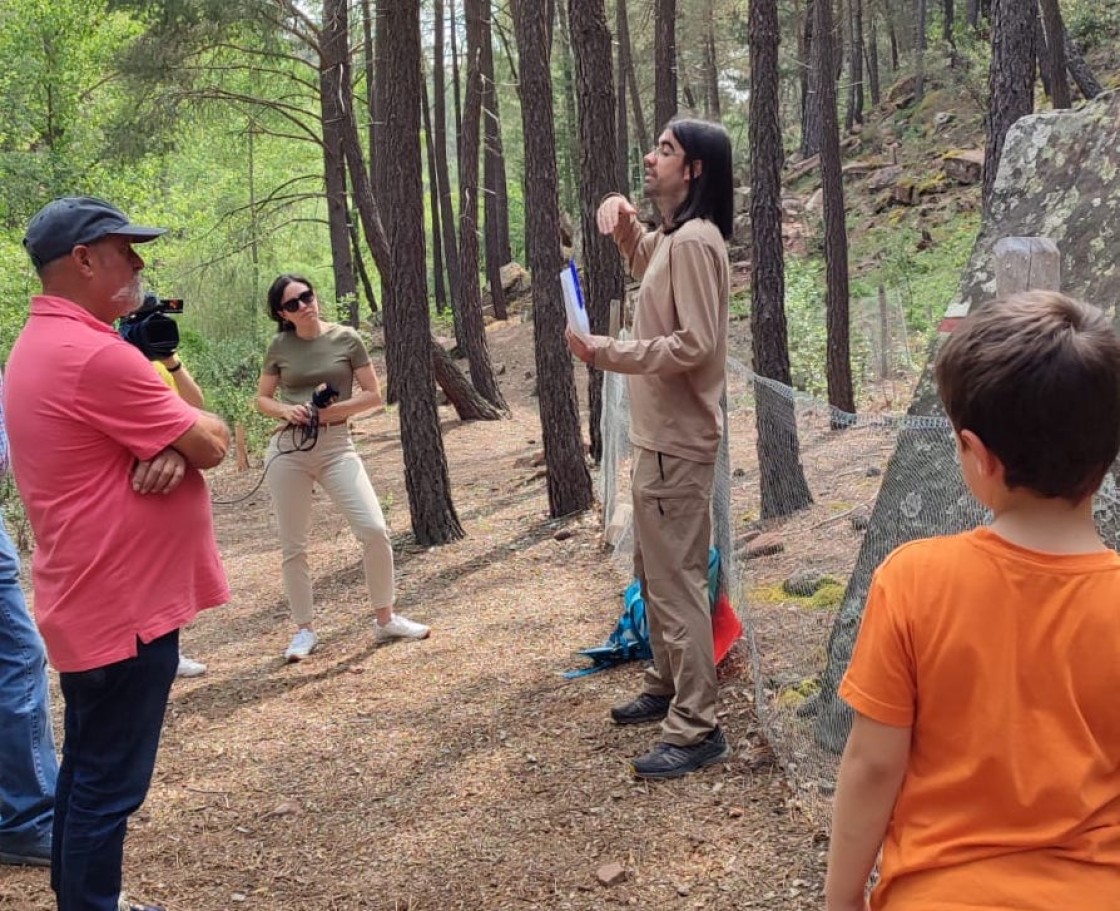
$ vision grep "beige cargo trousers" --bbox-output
[630,445,718,746]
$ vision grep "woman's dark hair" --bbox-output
[666,118,734,239]
[266,273,315,332]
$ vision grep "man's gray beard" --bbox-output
[112,283,143,312]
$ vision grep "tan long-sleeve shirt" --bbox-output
[592,212,729,463]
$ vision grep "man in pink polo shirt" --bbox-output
[4,196,230,911]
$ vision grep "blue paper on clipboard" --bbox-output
[560,260,590,336]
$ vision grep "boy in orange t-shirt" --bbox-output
[825,291,1120,911]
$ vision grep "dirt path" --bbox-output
[2,318,825,911]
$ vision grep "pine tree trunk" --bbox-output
[654,0,677,130]
[1038,0,1071,108]
[1034,5,1053,101]
[615,0,631,192]
[800,0,822,158]
[513,0,594,517]
[617,0,649,154]
[362,0,376,181]
[449,0,464,163]
[372,0,392,310]
[348,213,378,315]
[421,72,448,315]
[846,0,865,130]
[433,0,466,343]
[749,0,814,518]
[320,63,359,326]
[459,0,509,410]
[915,0,927,103]
[1064,28,1103,100]
[568,0,625,464]
[430,338,504,419]
[867,11,880,106]
[817,0,855,417]
[481,0,509,320]
[983,0,1035,211]
[324,0,465,545]
[338,60,492,422]
[703,1,721,121]
[887,4,899,71]
[554,3,581,218]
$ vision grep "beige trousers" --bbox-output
[265,424,394,626]
[631,446,718,746]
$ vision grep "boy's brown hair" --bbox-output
[935,291,1120,501]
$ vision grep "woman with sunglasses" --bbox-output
[256,274,429,662]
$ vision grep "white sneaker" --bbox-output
[375,613,430,642]
[284,629,318,662]
[176,653,207,678]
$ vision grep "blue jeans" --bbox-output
[52,630,178,911]
[0,516,57,856]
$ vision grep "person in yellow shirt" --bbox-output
[150,355,208,678]
[826,291,1120,911]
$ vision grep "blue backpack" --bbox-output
[564,548,721,679]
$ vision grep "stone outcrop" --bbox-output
[813,91,1120,752]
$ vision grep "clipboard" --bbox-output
[560,260,590,336]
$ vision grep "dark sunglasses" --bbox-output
[280,289,315,312]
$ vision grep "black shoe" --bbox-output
[630,727,730,779]
[0,841,50,867]
[610,692,672,725]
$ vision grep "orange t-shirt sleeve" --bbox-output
[840,562,917,728]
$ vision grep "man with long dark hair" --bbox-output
[568,119,734,779]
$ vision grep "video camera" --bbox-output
[119,292,185,361]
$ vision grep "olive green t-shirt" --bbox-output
[262,323,371,405]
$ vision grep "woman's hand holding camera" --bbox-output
[283,403,312,426]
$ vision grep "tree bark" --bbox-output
[887,2,899,71]
[319,60,359,327]
[1034,5,1053,101]
[749,0,814,518]
[654,0,677,130]
[800,0,822,158]
[421,69,448,315]
[615,0,631,193]
[1038,0,1071,108]
[433,0,466,346]
[459,0,509,409]
[430,338,504,419]
[568,0,625,464]
[867,10,880,106]
[817,0,856,417]
[449,0,464,163]
[915,0,927,104]
[846,0,865,131]
[983,0,1035,212]
[481,0,509,320]
[1064,28,1103,100]
[324,0,465,545]
[347,210,378,315]
[703,1,721,121]
[617,0,649,154]
[513,0,594,517]
[554,3,581,218]
[362,0,376,182]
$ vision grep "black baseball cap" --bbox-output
[23,196,167,269]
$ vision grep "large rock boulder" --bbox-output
[814,91,1120,752]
